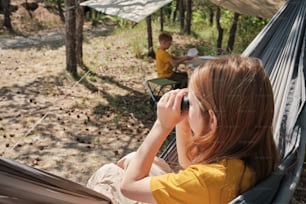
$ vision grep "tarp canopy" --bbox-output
[80,0,172,22]
[209,0,286,18]
[81,0,287,20]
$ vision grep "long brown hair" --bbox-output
[188,55,279,183]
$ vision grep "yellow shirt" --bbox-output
[150,159,254,204]
[156,48,174,78]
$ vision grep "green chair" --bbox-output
[145,77,177,107]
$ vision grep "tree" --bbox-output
[185,0,192,34]
[208,6,214,26]
[63,0,85,77]
[173,0,179,23]
[76,0,84,66]
[1,0,13,31]
[215,7,224,55]
[57,0,65,22]
[226,12,240,53]
[146,15,155,59]
[64,0,77,78]
[160,8,164,32]
[179,0,185,32]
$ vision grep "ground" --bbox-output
[0,1,305,203]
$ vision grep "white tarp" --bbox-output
[210,0,286,18]
[81,0,286,21]
[80,0,172,22]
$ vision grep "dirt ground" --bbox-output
[0,1,305,203]
[0,31,157,184]
[0,0,158,185]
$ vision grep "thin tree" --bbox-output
[209,6,214,26]
[76,0,84,66]
[64,0,77,78]
[226,12,240,53]
[146,15,155,59]
[1,0,13,31]
[215,7,224,55]
[185,0,192,34]
[160,7,164,32]
[57,0,65,22]
[173,0,179,23]
[179,0,185,32]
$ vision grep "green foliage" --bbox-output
[192,10,209,25]
[237,16,268,49]
[190,7,268,54]
[114,21,149,58]
[102,2,269,56]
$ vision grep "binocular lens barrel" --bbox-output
[181,96,189,112]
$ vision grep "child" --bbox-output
[120,55,279,203]
[156,32,193,88]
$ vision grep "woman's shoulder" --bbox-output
[185,159,254,189]
[186,159,250,179]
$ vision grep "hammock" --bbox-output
[0,157,111,204]
[231,0,306,202]
[0,0,305,203]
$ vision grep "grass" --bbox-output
[111,17,266,59]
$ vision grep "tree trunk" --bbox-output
[172,0,179,23]
[215,7,224,55]
[1,0,13,31]
[226,12,240,53]
[64,0,77,78]
[57,0,65,22]
[146,16,155,59]
[209,7,214,26]
[185,0,192,34]
[76,0,84,66]
[160,7,164,32]
[179,0,185,32]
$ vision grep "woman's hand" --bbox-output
[157,89,188,130]
[120,89,190,203]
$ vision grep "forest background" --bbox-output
[0,0,305,203]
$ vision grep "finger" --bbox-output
[166,90,177,108]
[159,91,171,103]
[180,88,188,94]
[173,92,184,111]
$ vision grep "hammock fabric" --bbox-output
[0,0,305,203]
[231,0,306,202]
[0,157,111,204]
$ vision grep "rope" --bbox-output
[6,70,92,154]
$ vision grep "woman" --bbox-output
[120,55,279,203]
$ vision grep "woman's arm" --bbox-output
[176,118,193,168]
[120,90,186,203]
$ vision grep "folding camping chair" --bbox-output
[145,77,177,107]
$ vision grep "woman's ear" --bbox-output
[208,109,217,131]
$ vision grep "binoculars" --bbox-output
[181,96,189,112]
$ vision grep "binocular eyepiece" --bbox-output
[181,96,189,112]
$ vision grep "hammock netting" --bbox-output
[231,0,306,202]
[0,0,305,203]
